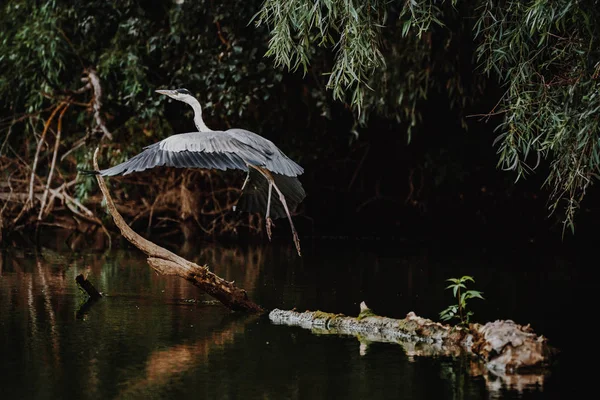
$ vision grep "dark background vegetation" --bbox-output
[1,0,599,248]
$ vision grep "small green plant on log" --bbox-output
[439,276,484,325]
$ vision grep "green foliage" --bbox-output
[254,0,387,113]
[473,0,600,232]
[0,0,281,160]
[255,0,483,139]
[439,276,484,325]
[0,1,68,111]
[256,0,600,229]
[0,0,299,226]
[2,0,600,233]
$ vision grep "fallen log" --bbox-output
[92,147,264,313]
[269,302,554,375]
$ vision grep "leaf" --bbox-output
[466,291,485,300]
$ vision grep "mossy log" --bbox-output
[93,148,264,313]
[269,302,554,374]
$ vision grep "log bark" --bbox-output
[92,147,264,313]
[269,302,554,374]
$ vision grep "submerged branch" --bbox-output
[75,274,103,300]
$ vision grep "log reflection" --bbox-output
[117,314,259,398]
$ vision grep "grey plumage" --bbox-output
[94,129,306,220]
[98,130,304,178]
[86,87,305,255]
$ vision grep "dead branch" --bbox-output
[0,172,14,242]
[26,103,66,208]
[84,68,113,141]
[61,191,112,249]
[214,20,232,50]
[38,104,70,220]
[75,274,103,300]
[92,147,263,313]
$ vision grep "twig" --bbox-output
[60,137,87,162]
[0,106,56,153]
[26,103,66,207]
[466,91,507,122]
[0,172,15,242]
[147,193,164,230]
[65,201,111,248]
[215,20,232,49]
[38,104,70,220]
[41,182,112,247]
[0,113,17,156]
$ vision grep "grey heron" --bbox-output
[84,88,305,255]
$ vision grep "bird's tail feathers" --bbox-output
[77,168,100,176]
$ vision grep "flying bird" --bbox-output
[83,88,305,255]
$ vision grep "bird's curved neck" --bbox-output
[188,97,212,132]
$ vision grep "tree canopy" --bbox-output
[255,0,600,231]
[1,0,599,238]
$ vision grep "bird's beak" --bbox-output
[155,89,176,97]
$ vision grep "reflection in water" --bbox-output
[181,244,267,297]
[36,259,61,368]
[0,242,576,399]
[27,274,37,338]
[77,296,101,320]
[305,321,549,396]
[118,313,259,399]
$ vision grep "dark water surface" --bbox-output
[0,236,592,399]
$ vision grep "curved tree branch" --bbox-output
[92,147,264,313]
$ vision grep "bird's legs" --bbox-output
[270,183,301,256]
[265,181,274,241]
[250,165,301,256]
[233,173,251,213]
[240,172,250,191]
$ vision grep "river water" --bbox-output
[0,235,591,399]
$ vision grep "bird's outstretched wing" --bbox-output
[227,129,304,177]
[96,131,304,177]
[96,132,267,176]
